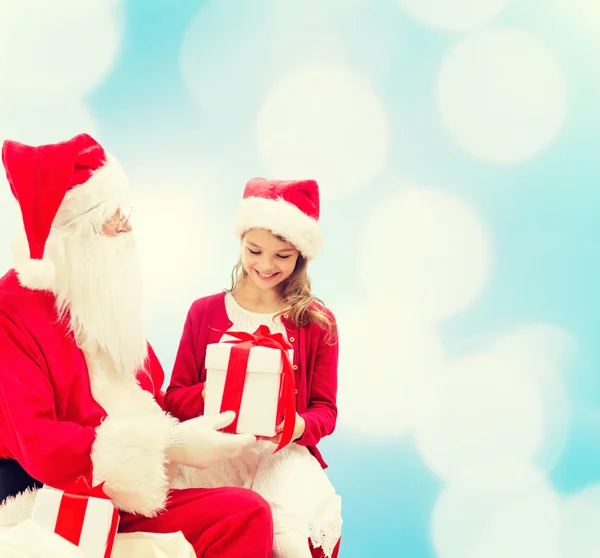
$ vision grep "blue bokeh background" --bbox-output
[1,1,598,556]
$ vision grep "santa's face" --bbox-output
[37,216,147,377]
[101,207,133,237]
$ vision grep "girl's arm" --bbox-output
[296,320,339,447]
[164,301,207,421]
[144,343,167,408]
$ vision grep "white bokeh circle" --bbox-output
[123,174,238,376]
[561,484,600,558]
[358,187,491,321]
[432,464,562,558]
[0,0,123,96]
[336,302,445,437]
[180,0,273,128]
[414,351,545,481]
[0,96,97,145]
[437,29,568,163]
[491,323,573,469]
[256,66,389,200]
[180,0,401,132]
[414,324,572,480]
[179,0,344,133]
[397,0,508,31]
[570,0,600,37]
[133,185,230,305]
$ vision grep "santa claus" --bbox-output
[0,134,273,557]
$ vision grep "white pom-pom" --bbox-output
[15,258,56,291]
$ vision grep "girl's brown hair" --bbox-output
[228,251,337,344]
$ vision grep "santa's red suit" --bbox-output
[0,134,273,557]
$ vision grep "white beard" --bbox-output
[14,226,148,377]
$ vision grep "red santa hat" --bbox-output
[233,177,322,260]
[2,133,130,290]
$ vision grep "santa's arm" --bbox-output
[145,343,167,409]
[0,315,176,518]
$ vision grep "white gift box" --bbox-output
[31,486,119,558]
[204,342,289,437]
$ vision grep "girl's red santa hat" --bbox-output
[234,177,322,260]
[2,133,130,290]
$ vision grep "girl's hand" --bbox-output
[261,413,305,444]
[202,384,206,398]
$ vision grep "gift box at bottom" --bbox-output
[32,486,119,558]
[204,342,286,437]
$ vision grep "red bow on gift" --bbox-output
[63,475,110,499]
[217,325,297,453]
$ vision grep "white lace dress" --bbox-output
[177,293,342,557]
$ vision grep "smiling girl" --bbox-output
[165,178,342,558]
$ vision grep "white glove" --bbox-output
[166,411,256,470]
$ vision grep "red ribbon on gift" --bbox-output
[55,476,119,558]
[218,325,297,453]
[62,475,111,500]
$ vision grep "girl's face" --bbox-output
[241,228,300,292]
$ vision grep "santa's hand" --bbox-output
[167,411,256,469]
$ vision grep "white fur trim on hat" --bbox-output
[55,153,130,227]
[234,196,322,260]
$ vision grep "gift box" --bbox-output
[204,326,297,448]
[31,478,119,558]
[205,342,282,437]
